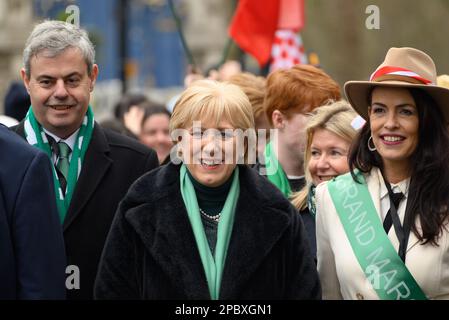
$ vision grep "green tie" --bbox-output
[57,141,71,193]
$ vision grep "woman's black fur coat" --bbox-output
[94,163,321,300]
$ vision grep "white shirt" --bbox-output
[379,175,410,223]
[287,175,304,180]
[44,128,79,164]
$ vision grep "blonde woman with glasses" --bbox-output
[95,80,320,299]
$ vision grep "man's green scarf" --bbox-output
[24,106,94,223]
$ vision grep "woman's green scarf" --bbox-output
[307,184,316,218]
[180,164,240,299]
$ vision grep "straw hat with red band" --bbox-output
[344,47,449,122]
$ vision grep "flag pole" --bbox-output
[219,0,239,68]
[167,0,196,68]
[219,37,233,67]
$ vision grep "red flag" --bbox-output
[229,0,281,67]
[270,30,307,72]
[270,0,307,72]
[278,0,305,31]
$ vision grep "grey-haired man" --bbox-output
[12,20,159,299]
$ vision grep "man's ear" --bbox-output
[20,68,31,94]
[272,110,286,129]
[89,64,99,92]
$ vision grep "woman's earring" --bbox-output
[367,136,377,151]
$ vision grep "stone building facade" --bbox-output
[0,0,34,114]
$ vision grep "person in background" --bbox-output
[291,101,361,261]
[228,72,270,161]
[167,61,243,114]
[112,93,149,138]
[317,47,449,300]
[0,81,31,127]
[258,64,341,197]
[437,74,449,89]
[207,60,242,82]
[0,124,66,299]
[4,81,31,122]
[13,20,159,299]
[139,102,173,164]
[95,80,320,299]
[0,114,18,127]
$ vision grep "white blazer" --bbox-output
[316,168,449,300]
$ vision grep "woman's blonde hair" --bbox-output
[170,79,255,163]
[291,100,359,210]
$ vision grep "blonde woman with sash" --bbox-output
[316,47,449,300]
[95,80,320,299]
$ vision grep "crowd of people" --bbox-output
[2,20,449,300]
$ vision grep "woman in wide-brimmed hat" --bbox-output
[316,47,449,300]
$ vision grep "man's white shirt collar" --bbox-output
[44,128,80,163]
[43,128,79,152]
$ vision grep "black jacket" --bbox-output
[11,122,159,299]
[300,207,317,264]
[94,163,321,299]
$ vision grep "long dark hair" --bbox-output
[349,88,449,245]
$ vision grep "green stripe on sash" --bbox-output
[327,171,427,300]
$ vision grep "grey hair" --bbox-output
[23,20,95,77]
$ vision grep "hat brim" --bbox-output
[344,80,449,123]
